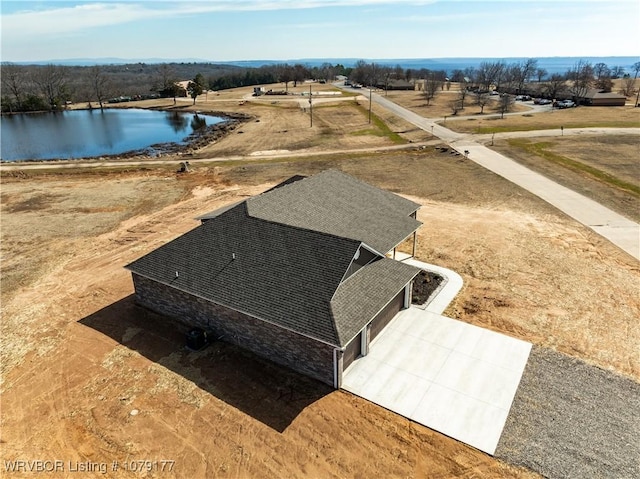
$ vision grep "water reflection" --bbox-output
[191,114,207,131]
[1,108,223,161]
[166,111,189,133]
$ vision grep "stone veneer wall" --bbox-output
[132,274,336,386]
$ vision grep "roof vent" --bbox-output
[175,271,179,278]
[232,253,236,260]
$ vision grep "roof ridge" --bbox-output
[242,199,366,250]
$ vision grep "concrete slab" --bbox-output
[342,308,531,455]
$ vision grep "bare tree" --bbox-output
[1,62,27,112]
[632,61,640,106]
[535,68,548,82]
[449,99,462,116]
[457,80,469,109]
[392,64,403,80]
[292,64,308,87]
[404,68,414,81]
[367,62,382,88]
[277,64,294,92]
[545,73,568,100]
[450,69,465,83]
[503,63,522,93]
[350,60,368,85]
[33,64,69,110]
[620,76,636,97]
[593,62,612,91]
[610,65,625,79]
[379,66,393,95]
[475,61,493,91]
[422,72,442,106]
[319,62,334,82]
[497,94,514,119]
[567,60,593,103]
[521,58,538,85]
[156,63,175,92]
[87,65,112,110]
[473,90,491,113]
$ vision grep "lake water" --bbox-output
[0,108,224,161]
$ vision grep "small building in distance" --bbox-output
[579,88,627,106]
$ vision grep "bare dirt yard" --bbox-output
[2,82,639,478]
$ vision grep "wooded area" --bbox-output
[2,58,638,113]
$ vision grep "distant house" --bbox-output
[579,88,627,106]
[378,79,414,91]
[126,170,422,388]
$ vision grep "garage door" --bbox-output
[343,332,362,371]
[370,289,404,341]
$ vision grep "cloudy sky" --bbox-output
[1,0,639,62]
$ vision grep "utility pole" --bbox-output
[309,84,313,128]
[368,87,372,124]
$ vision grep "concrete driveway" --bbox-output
[342,307,531,455]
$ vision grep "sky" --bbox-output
[1,0,639,63]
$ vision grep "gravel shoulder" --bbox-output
[496,346,640,479]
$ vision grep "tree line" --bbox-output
[0,61,353,113]
[2,59,639,114]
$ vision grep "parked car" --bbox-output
[538,99,552,105]
[490,90,500,96]
[555,100,576,109]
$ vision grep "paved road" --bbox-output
[365,89,640,260]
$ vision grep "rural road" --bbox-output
[3,87,638,260]
[362,88,640,260]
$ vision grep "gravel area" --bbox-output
[496,346,640,479]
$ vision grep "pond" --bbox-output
[0,108,225,162]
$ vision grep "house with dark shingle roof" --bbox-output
[126,170,422,388]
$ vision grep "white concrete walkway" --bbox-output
[451,142,640,260]
[342,258,532,455]
[365,89,640,261]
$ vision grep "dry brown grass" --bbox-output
[445,105,640,133]
[382,88,530,119]
[492,134,640,222]
[112,82,424,158]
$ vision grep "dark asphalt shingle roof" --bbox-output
[127,203,360,345]
[331,258,421,345]
[127,170,424,347]
[246,170,421,254]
